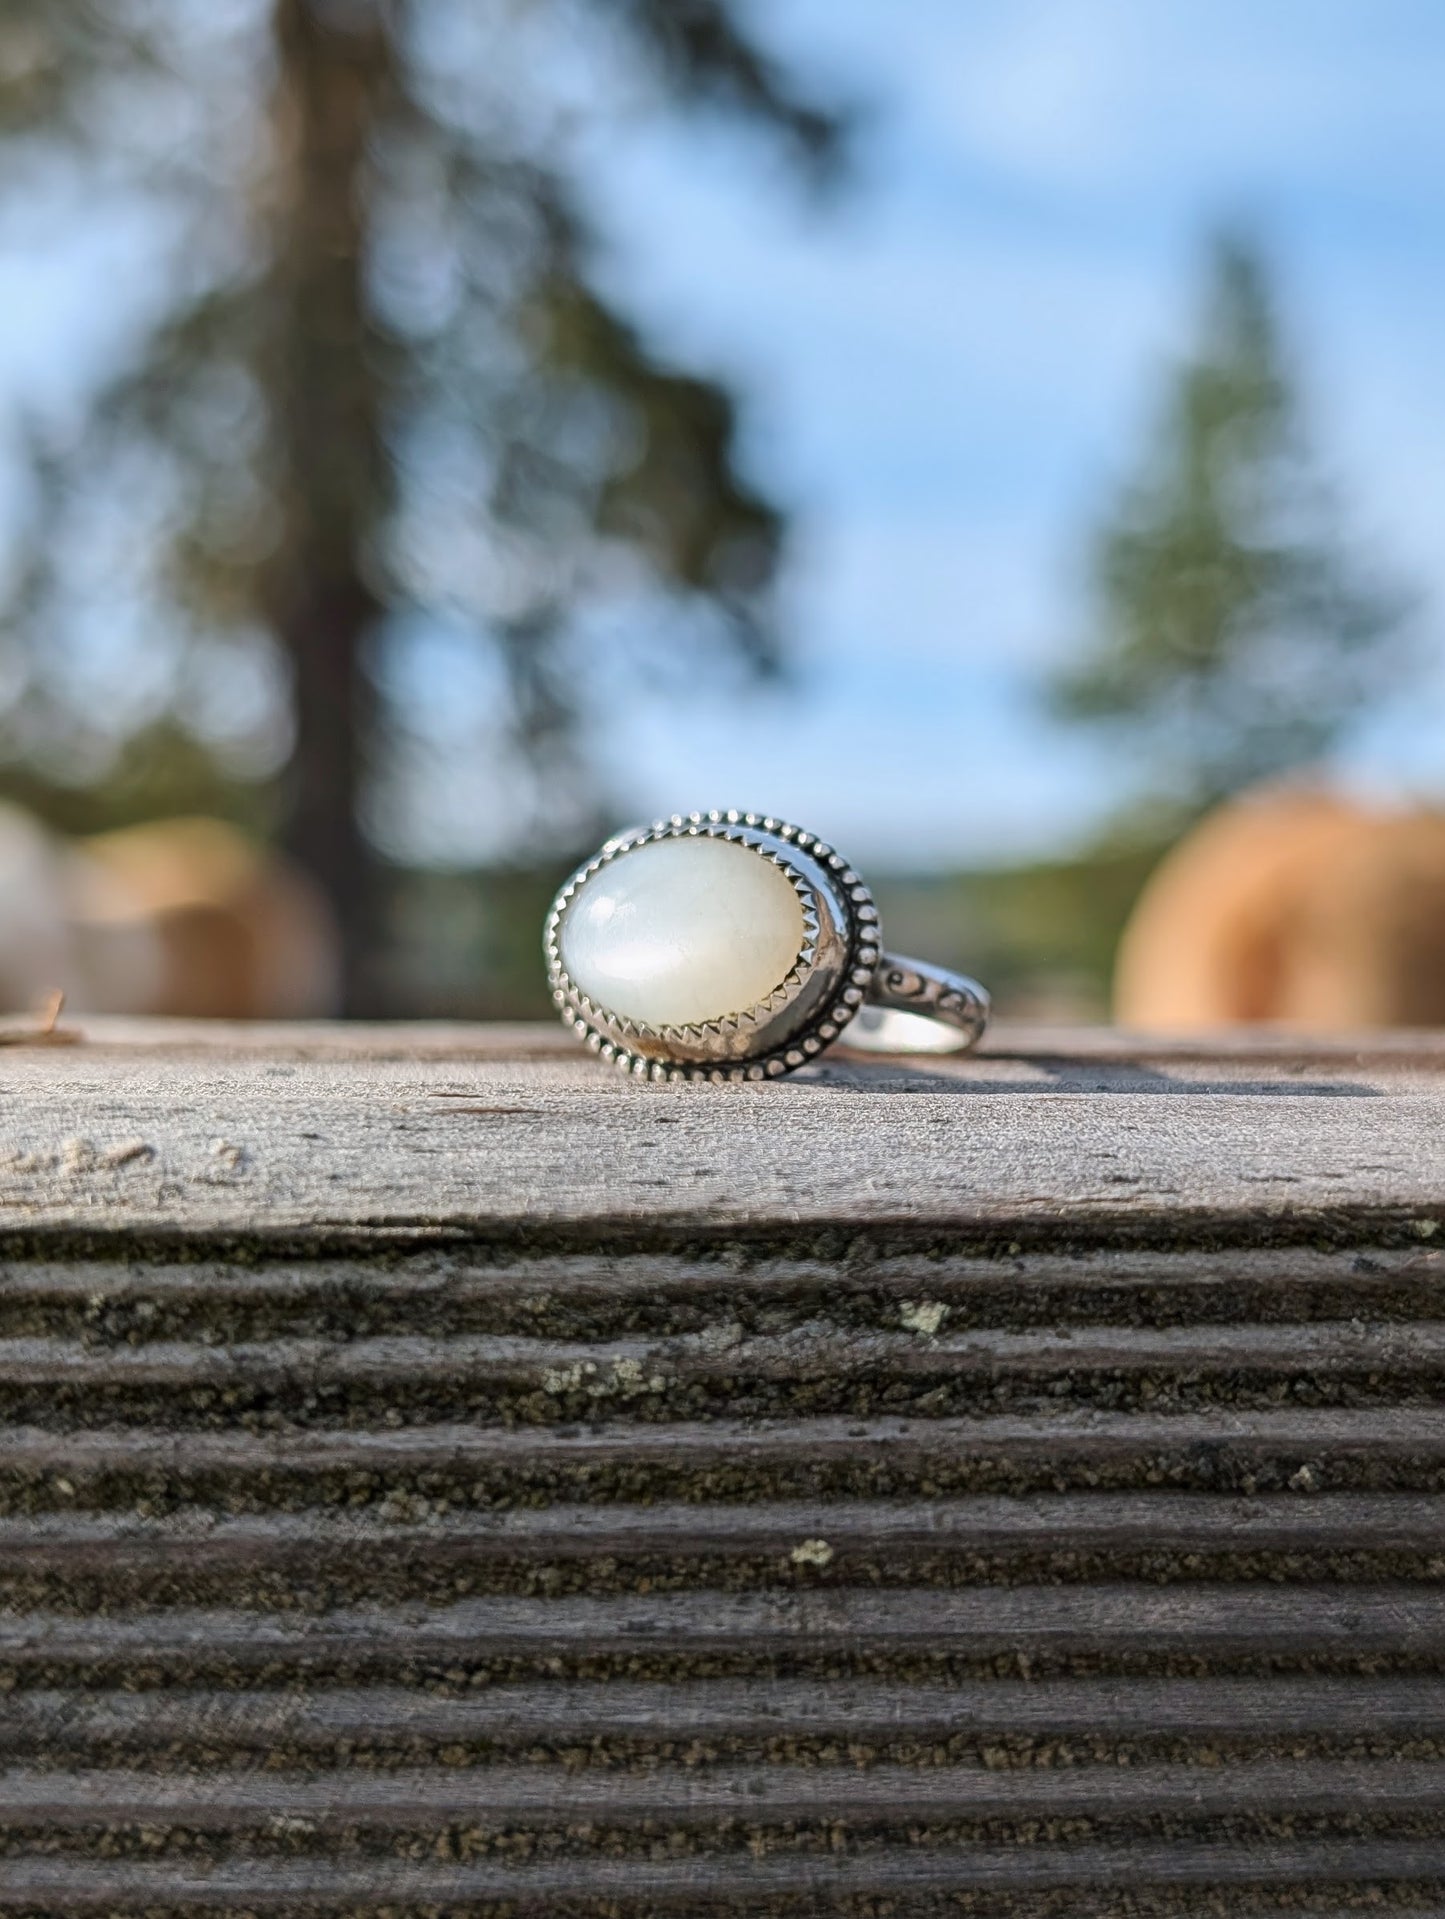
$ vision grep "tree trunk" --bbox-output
[267,0,390,1015]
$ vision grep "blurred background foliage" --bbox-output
[0,0,839,1013]
[0,1,1428,1020]
[1049,232,1412,829]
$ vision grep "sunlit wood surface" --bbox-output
[0,1021,1441,1913]
[0,1017,1439,1236]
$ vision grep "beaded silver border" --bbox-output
[545,810,882,1081]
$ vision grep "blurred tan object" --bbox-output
[0,808,339,1020]
[66,819,340,1020]
[0,805,80,1014]
[1115,789,1445,1031]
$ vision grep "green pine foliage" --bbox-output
[1051,233,1412,822]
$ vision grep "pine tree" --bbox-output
[0,0,841,1009]
[1051,232,1411,821]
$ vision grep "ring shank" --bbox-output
[846,953,990,1055]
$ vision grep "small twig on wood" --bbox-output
[0,990,83,1049]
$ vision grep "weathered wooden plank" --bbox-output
[0,1023,1440,1909]
[7,1407,1444,1478]
[2,1244,1436,1310]
[0,1022,1438,1238]
[10,1675,1445,1750]
[3,1842,1444,1909]
[5,1586,1445,1669]
[5,1758,1445,1825]
[19,1015,1445,1070]
[0,1493,1439,1572]
[1,1320,1441,1385]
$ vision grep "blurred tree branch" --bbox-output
[0,0,848,1009]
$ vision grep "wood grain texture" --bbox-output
[8,1674,1445,1749]
[3,1845,1445,1910]
[0,1018,1435,1240]
[9,1584,1445,1669]
[1,1490,1440,1570]
[7,1757,1445,1824]
[0,1022,1442,1913]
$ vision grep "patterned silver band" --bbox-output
[857,954,992,1053]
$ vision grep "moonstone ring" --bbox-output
[545,812,990,1080]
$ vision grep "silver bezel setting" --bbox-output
[545,811,882,1081]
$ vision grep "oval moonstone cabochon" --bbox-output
[559,835,807,1029]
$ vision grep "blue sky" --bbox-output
[566,0,1445,867]
[3,0,1444,871]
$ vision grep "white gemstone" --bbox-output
[561,835,806,1028]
